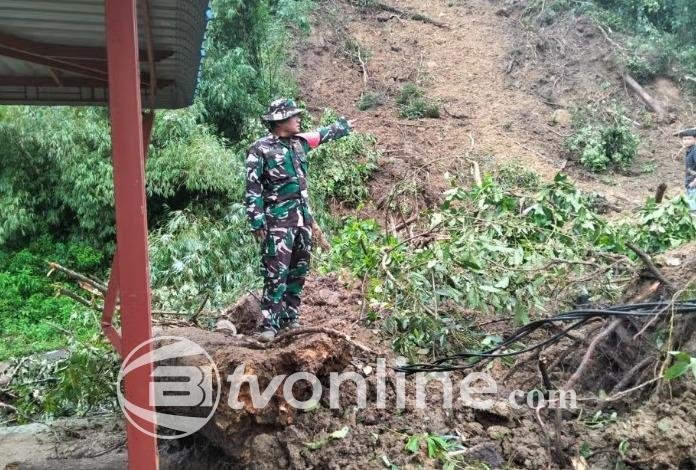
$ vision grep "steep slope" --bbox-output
[293,0,695,216]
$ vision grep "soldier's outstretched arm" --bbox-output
[245,147,266,231]
[297,116,353,152]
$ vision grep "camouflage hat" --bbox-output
[262,98,304,122]
[675,127,696,138]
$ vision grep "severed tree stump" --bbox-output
[158,327,354,463]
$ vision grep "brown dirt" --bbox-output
[292,0,696,220]
[6,1,696,469]
[6,265,696,469]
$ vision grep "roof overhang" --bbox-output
[0,0,209,109]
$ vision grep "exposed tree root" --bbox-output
[273,327,375,355]
[562,318,622,391]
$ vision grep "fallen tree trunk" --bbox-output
[367,1,449,29]
[622,74,667,120]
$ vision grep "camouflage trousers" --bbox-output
[260,225,313,331]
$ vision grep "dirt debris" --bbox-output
[295,0,696,226]
[5,0,696,468]
[5,260,696,469]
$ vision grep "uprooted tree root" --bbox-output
[547,248,696,399]
[158,326,369,463]
[506,244,696,467]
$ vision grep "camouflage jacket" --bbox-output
[686,145,696,188]
[245,118,351,230]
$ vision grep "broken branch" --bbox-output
[47,262,107,293]
[626,242,677,294]
[57,287,95,308]
[357,48,368,88]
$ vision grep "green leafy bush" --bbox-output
[664,351,696,381]
[567,111,640,172]
[325,173,696,358]
[397,83,440,119]
[197,0,313,140]
[307,111,379,208]
[0,107,235,247]
[0,237,104,359]
[620,194,696,253]
[149,205,260,312]
[528,0,696,85]
[624,39,673,81]
[6,336,118,423]
[322,218,395,275]
[497,163,542,190]
[356,91,385,111]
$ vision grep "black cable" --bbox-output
[395,300,696,374]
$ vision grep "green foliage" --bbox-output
[147,112,379,311]
[623,36,674,81]
[620,194,696,253]
[0,237,104,360]
[664,351,696,380]
[197,0,313,140]
[1,0,376,425]
[322,218,393,274]
[403,433,466,469]
[397,83,440,119]
[532,0,696,85]
[356,91,385,111]
[147,111,239,199]
[567,108,640,172]
[6,335,118,423]
[149,205,260,312]
[325,173,696,358]
[307,111,379,207]
[497,163,542,190]
[0,107,236,247]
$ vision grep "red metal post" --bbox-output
[100,250,122,356]
[101,115,154,356]
[105,0,159,468]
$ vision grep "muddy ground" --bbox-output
[293,0,696,221]
[3,0,696,468]
[3,267,696,469]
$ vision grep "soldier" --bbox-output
[245,98,353,341]
[676,127,696,211]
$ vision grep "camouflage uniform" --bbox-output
[678,127,696,211]
[246,98,351,331]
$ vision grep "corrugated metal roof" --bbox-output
[0,0,209,108]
